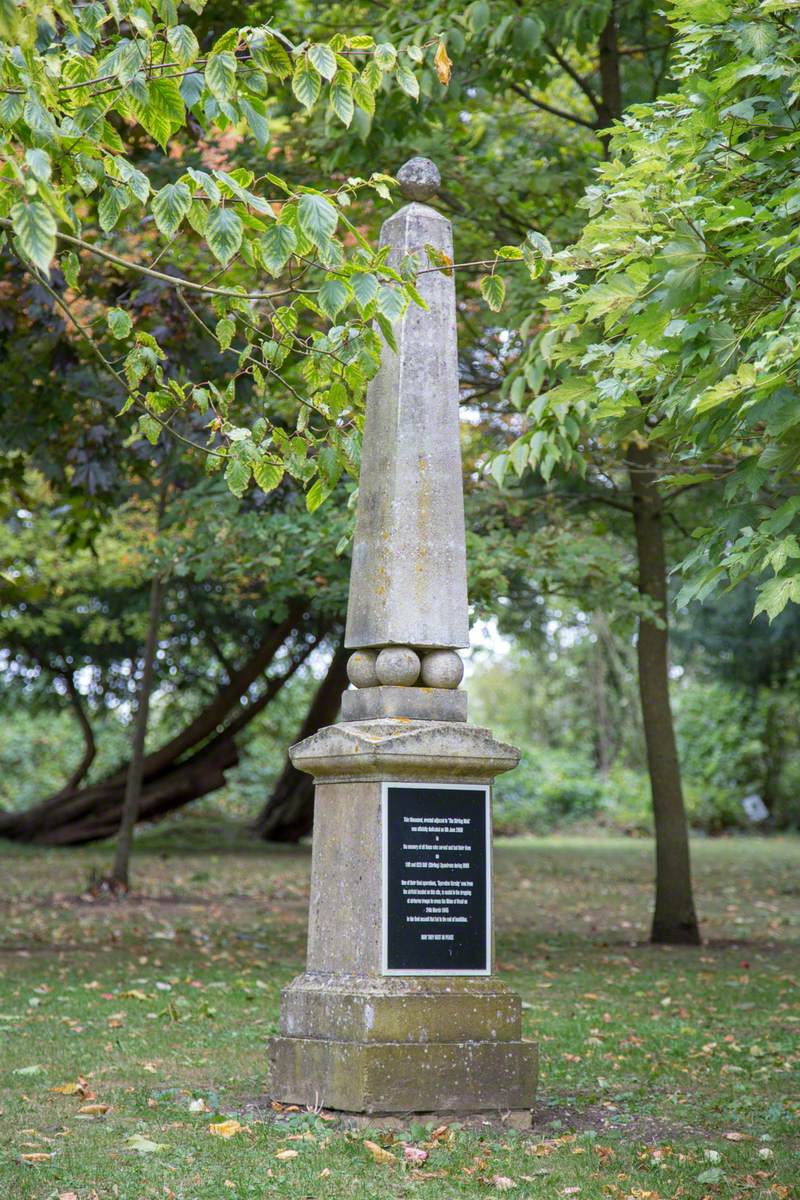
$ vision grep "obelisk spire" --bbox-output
[344,158,470,663]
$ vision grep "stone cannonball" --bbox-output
[420,649,464,689]
[347,650,379,689]
[375,646,421,687]
[397,156,441,202]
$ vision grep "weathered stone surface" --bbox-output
[340,685,468,723]
[375,646,421,686]
[344,198,469,651]
[278,974,523,1042]
[420,649,464,689]
[290,719,519,783]
[268,1036,538,1114]
[347,650,379,689]
[397,156,441,201]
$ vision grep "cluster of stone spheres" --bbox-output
[346,647,464,690]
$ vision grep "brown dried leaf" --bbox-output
[364,1138,396,1165]
[208,1119,244,1139]
[434,40,453,86]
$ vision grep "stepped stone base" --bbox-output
[279,973,523,1043]
[268,1035,537,1115]
[269,973,537,1114]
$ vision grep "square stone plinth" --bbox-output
[268,1035,537,1114]
[341,686,467,723]
[279,974,523,1043]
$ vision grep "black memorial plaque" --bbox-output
[382,783,491,974]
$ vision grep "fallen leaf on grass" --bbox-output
[78,1104,110,1115]
[364,1139,396,1164]
[119,990,149,1001]
[188,1098,210,1113]
[320,1168,331,1179]
[404,1145,429,1163]
[492,1176,517,1191]
[723,1132,748,1141]
[125,1134,168,1153]
[208,1119,244,1139]
[13,1065,44,1076]
[20,1152,53,1163]
[58,1192,79,1199]
[51,1082,85,1095]
[275,1149,299,1160]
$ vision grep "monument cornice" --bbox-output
[289,718,520,782]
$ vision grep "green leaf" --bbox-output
[373,42,397,70]
[331,81,354,126]
[250,33,292,79]
[352,77,375,116]
[297,192,338,251]
[138,415,162,445]
[254,459,284,492]
[318,277,351,321]
[490,451,509,487]
[116,160,150,203]
[225,456,251,497]
[292,61,322,109]
[260,223,297,275]
[395,62,420,99]
[206,207,243,264]
[206,52,237,101]
[97,185,125,232]
[11,201,56,273]
[216,317,235,350]
[108,307,133,339]
[306,477,331,512]
[61,251,80,290]
[496,244,523,260]
[376,285,406,323]
[309,43,337,80]
[753,576,800,622]
[136,77,185,149]
[696,1169,724,1185]
[239,97,269,148]
[152,182,191,237]
[167,24,199,68]
[351,272,378,309]
[25,148,51,182]
[480,274,506,311]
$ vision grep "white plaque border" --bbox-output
[381,780,492,977]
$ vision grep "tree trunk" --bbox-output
[596,3,621,153]
[628,444,700,945]
[0,611,306,845]
[761,686,785,820]
[254,642,350,842]
[109,569,165,889]
[593,615,612,776]
[53,672,97,797]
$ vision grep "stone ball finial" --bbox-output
[397,156,441,202]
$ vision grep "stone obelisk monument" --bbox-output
[268,158,537,1117]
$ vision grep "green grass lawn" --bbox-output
[0,825,797,1199]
